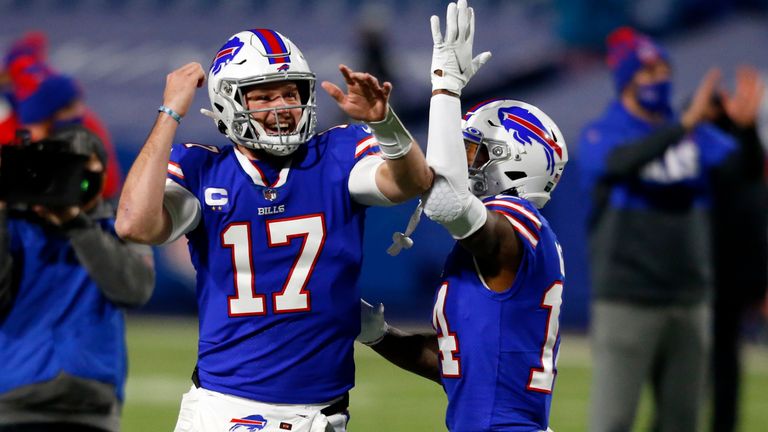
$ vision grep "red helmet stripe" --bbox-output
[253,29,290,64]
[504,112,563,159]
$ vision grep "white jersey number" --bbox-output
[527,281,563,393]
[432,282,461,377]
[222,214,326,316]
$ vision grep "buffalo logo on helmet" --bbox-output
[229,414,267,431]
[277,64,290,72]
[211,36,245,75]
[498,106,563,175]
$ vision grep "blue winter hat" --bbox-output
[606,27,670,93]
[18,74,81,124]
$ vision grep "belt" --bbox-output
[190,368,349,415]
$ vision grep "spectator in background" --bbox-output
[706,66,767,432]
[0,125,154,432]
[358,3,395,89]
[0,31,51,146]
[0,91,14,146]
[578,27,735,432]
[1,32,122,200]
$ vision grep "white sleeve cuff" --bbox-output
[349,156,395,207]
[162,178,202,245]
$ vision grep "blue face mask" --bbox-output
[636,80,672,113]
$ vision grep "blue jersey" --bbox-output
[579,100,735,211]
[433,195,564,431]
[0,213,127,401]
[167,125,380,404]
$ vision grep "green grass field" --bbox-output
[122,316,768,431]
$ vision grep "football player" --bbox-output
[357,2,567,431]
[115,28,432,432]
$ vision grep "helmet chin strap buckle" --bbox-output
[469,171,488,197]
[200,108,217,120]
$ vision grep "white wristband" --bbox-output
[366,106,413,160]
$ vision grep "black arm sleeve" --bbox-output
[63,214,155,308]
[370,327,442,384]
[603,123,686,181]
[733,125,765,180]
[710,124,765,184]
[0,208,15,319]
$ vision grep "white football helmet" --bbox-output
[206,29,316,156]
[462,99,567,208]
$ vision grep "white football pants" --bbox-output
[173,386,348,432]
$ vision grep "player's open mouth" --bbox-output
[265,121,295,135]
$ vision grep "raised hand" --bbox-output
[321,64,392,122]
[430,0,491,96]
[162,62,206,118]
[721,65,765,128]
[682,68,721,130]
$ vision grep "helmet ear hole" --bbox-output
[214,103,224,113]
[217,120,227,134]
[296,80,311,104]
[504,171,526,182]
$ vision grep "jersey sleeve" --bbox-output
[320,124,391,206]
[350,124,382,163]
[167,142,220,191]
[694,123,737,169]
[319,123,383,167]
[165,143,216,240]
[483,195,543,254]
[577,120,626,189]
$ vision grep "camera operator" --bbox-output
[0,125,154,432]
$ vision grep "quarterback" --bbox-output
[116,28,431,432]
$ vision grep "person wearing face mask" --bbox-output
[14,72,122,200]
[0,125,154,432]
[578,27,736,432]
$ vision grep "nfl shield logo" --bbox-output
[263,188,278,201]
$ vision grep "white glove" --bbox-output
[357,299,389,346]
[430,0,492,95]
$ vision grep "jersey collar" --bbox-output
[233,146,292,188]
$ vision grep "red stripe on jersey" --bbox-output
[167,161,184,179]
[498,211,539,248]
[355,136,378,158]
[484,199,542,229]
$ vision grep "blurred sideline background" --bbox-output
[3,0,768,430]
